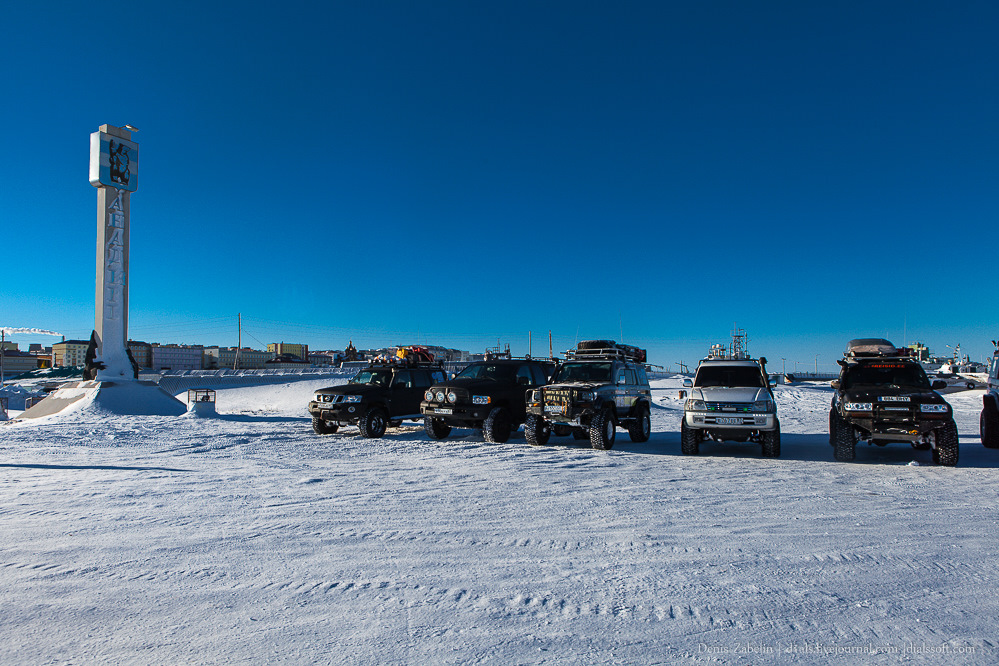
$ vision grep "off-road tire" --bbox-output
[424,416,451,440]
[761,419,781,458]
[524,414,551,446]
[627,403,651,443]
[828,408,836,446]
[359,406,388,438]
[680,420,700,455]
[932,420,959,466]
[553,424,573,438]
[312,415,338,435]
[832,412,856,462]
[589,408,616,450]
[981,397,999,449]
[483,407,512,444]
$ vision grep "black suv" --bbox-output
[829,339,957,465]
[524,340,652,450]
[981,342,999,449]
[421,358,554,443]
[309,361,447,438]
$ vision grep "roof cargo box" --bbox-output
[846,338,897,357]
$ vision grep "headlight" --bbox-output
[578,391,595,402]
[920,403,948,413]
[424,390,435,401]
[752,400,774,412]
[315,394,327,402]
[844,402,872,411]
[472,395,491,405]
[530,390,542,401]
[344,395,362,403]
[686,399,706,411]
[447,391,457,403]
[435,390,446,402]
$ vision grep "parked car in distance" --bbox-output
[309,359,447,438]
[524,340,652,450]
[421,357,555,443]
[980,342,999,449]
[681,356,780,457]
[829,339,957,465]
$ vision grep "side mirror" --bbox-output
[830,380,840,390]
[932,380,947,390]
[449,373,456,380]
[682,378,692,388]
[768,377,777,386]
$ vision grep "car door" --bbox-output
[390,369,421,417]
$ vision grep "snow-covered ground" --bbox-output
[2,378,997,663]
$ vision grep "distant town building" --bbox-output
[204,346,275,370]
[907,342,930,362]
[150,344,204,372]
[127,340,152,369]
[268,342,309,360]
[1,349,41,375]
[52,340,90,367]
[308,351,341,366]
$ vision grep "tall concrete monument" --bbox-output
[19,124,185,418]
[89,124,137,380]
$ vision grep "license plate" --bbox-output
[716,417,742,425]
[435,408,452,415]
[544,405,565,414]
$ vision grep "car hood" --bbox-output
[430,378,522,394]
[842,387,945,404]
[690,387,768,403]
[543,382,604,392]
[314,383,383,398]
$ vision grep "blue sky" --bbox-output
[2,1,996,371]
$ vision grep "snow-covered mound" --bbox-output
[19,380,186,419]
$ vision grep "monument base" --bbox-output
[19,380,186,419]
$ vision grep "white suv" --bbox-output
[981,345,999,449]
[681,358,780,457]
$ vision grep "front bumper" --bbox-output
[684,411,776,431]
[526,401,597,425]
[843,414,949,442]
[308,401,364,423]
[421,401,491,425]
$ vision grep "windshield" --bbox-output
[350,369,393,386]
[843,362,930,389]
[551,362,613,384]
[694,365,766,388]
[455,363,517,381]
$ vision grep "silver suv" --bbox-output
[981,344,999,449]
[681,358,780,457]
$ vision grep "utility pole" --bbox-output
[549,331,553,359]
[815,354,819,375]
[234,313,241,370]
[1,329,6,386]
[529,330,532,358]
[781,357,786,375]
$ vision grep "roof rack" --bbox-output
[368,356,442,368]
[844,338,914,361]
[565,340,647,363]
